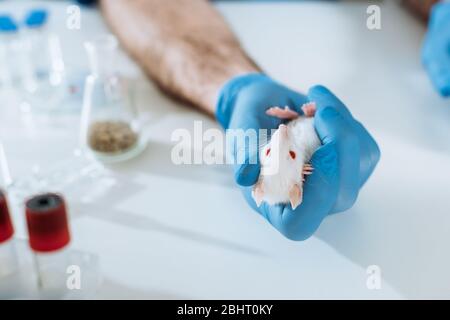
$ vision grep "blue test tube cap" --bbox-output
[24,9,48,28]
[0,15,18,32]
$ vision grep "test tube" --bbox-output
[25,193,71,291]
[0,15,19,88]
[24,9,50,81]
[0,190,17,279]
[24,9,64,85]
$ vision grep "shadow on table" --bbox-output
[107,140,235,190]
[67,135,264,259]
[73,199,265,258]
[315,178,450,299]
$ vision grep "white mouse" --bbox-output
[252,102,321,209]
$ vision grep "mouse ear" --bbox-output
[252,182,264,207]
[289,184,303,210]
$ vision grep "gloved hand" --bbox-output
[216,74,380,240]
[422,2,450,97]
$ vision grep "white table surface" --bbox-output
[1,0,449,299]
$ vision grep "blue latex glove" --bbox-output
[422,2,450,97]
[216,74,380,240]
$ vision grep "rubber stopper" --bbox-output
[0,15,19,33]
[0,190,14,243]
[25,193,71,252]
[24,9,48,28]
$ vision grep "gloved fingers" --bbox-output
[429,2,450,29]
[424,59,450,97]
[235,162,261,187]
[230,131,262,186]
[314,107,360,212]
[353,120,381,187]
[249,142,339,241]
[313,106,349,144]
[287,89,310,114]
[307,85,354,121]
[309,85,380,188]
[422,2,450,97]
[231,82,305,128]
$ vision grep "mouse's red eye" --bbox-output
[266,148,271,156]
[289,150,296,159]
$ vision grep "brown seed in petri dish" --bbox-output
[88,120,138,154]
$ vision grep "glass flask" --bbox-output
[80,35,146,163]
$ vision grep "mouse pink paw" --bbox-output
[302,164,314,182]
[266,106,300,120]
[301,102,316,117]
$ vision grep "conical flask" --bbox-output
[80,35,146,163]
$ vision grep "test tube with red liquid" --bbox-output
[0,189,17,278]
[25,193,71,291]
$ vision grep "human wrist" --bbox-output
[200,62,261,116]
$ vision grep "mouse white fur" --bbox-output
[252,102,321,209]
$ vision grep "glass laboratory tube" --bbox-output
[20,9,66,112]
[0,15,21,89]
[25,193,71,292]
[0,190,18,279]
[24,9,52,80]
[80,34,146,163]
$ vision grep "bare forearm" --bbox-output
[99,0,260,115]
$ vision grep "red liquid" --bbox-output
[26,193,70,252]
[0,190,14,243]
